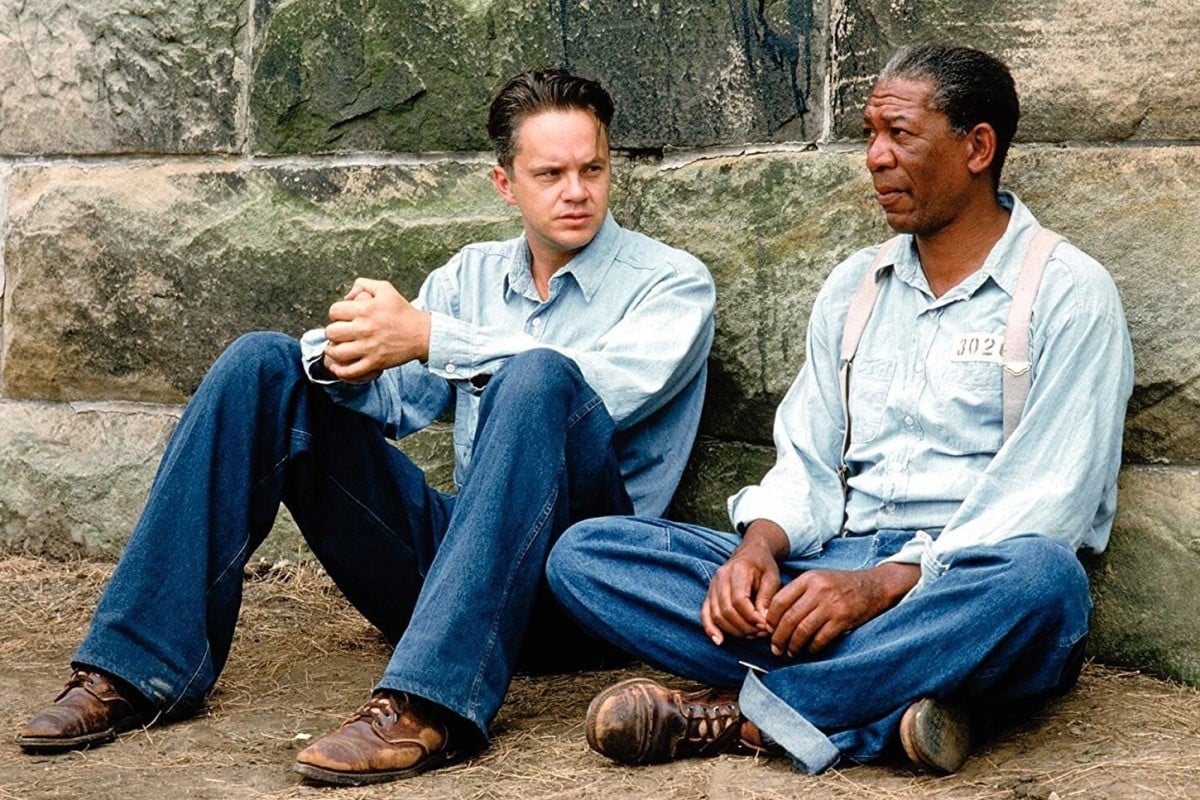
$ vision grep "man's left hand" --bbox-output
[765,562,919,657]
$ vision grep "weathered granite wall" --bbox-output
[3,1,1200,686]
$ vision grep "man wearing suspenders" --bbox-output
[547,44,1133,775]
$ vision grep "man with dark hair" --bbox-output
[18,68,715,786]
[548,44,1132,775]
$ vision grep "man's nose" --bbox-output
[562,172,587,200]
[866,135,894,171]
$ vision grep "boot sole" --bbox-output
[18,727,117,752]
[292,748,452,786]
[899,698,971,774]
[18,710,157,753]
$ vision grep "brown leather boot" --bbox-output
[293,691,462,786]
[585,677,767,765]
[18,669,155,752]
[899,697,972,774]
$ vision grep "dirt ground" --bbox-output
[1,556,1198,800]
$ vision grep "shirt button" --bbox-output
[904,415,915,426]
[886,503,897,513]
[531,317,543,328]
[445,363,457,374]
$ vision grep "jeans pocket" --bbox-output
[864,530,918,566]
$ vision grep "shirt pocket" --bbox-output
[942,360,1000,391]
[848,357,895,444]
[930,360,1003,453]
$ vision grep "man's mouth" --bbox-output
[874,186,907,207]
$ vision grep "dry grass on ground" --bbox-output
[1,556,1198,800]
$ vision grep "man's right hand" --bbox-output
[322,278,432,383]
[700,519,790,646]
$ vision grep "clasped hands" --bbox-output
[321,278,432,384]
[701,520,919,658]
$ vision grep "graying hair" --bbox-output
[879,44,1019,186]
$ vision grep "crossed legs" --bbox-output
[548,518,1091,773]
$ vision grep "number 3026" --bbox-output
[952,333,1004,362]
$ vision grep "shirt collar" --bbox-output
[504,211,621,303]
[875,191,1039,298]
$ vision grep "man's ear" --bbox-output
[492,165,518,206]
[964,123,998,178]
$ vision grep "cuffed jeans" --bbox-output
[547,519,1091,772]
[75,332,631,738]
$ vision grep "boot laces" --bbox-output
[681,696,741,751]
[347,692,405,726]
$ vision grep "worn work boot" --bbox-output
[899,697,972,774]
[18,669,156,752]
[293,691,462,786]
[585,677,769,765]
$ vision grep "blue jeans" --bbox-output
[75,332,631,738]
[547,519,1091,772]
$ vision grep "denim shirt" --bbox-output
[299,212,716,516]
[729,193,1133,577]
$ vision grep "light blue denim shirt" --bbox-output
[300,212,715,516]
[729,193,1133,578]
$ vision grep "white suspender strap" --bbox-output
[836,228,1062,497]
[837,236,903,491]
[1002,227,1064,440]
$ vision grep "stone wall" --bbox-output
[2,2,1200,685]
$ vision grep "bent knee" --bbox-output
[218,331,299,367]
[547,519,610,587]
[986,535,1091,630]
[209,331,303,386]
[506,347,578,373]
[995,535,1087,592]
[548,517,651,597]
[488,349,586,402]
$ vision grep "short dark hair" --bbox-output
[487,68,615,169]
[879,44,1019,186]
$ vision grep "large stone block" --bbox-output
[0,1,244,155]
[5,146,1195,456]
[250,0,825,154]
[0,400,180,558]
[829,1,1200,143]
[2,160,521,403]
[627,150,888,444]
[1086,465,1200,685]
[0,398,456,562]
[1005,146,1200,464]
